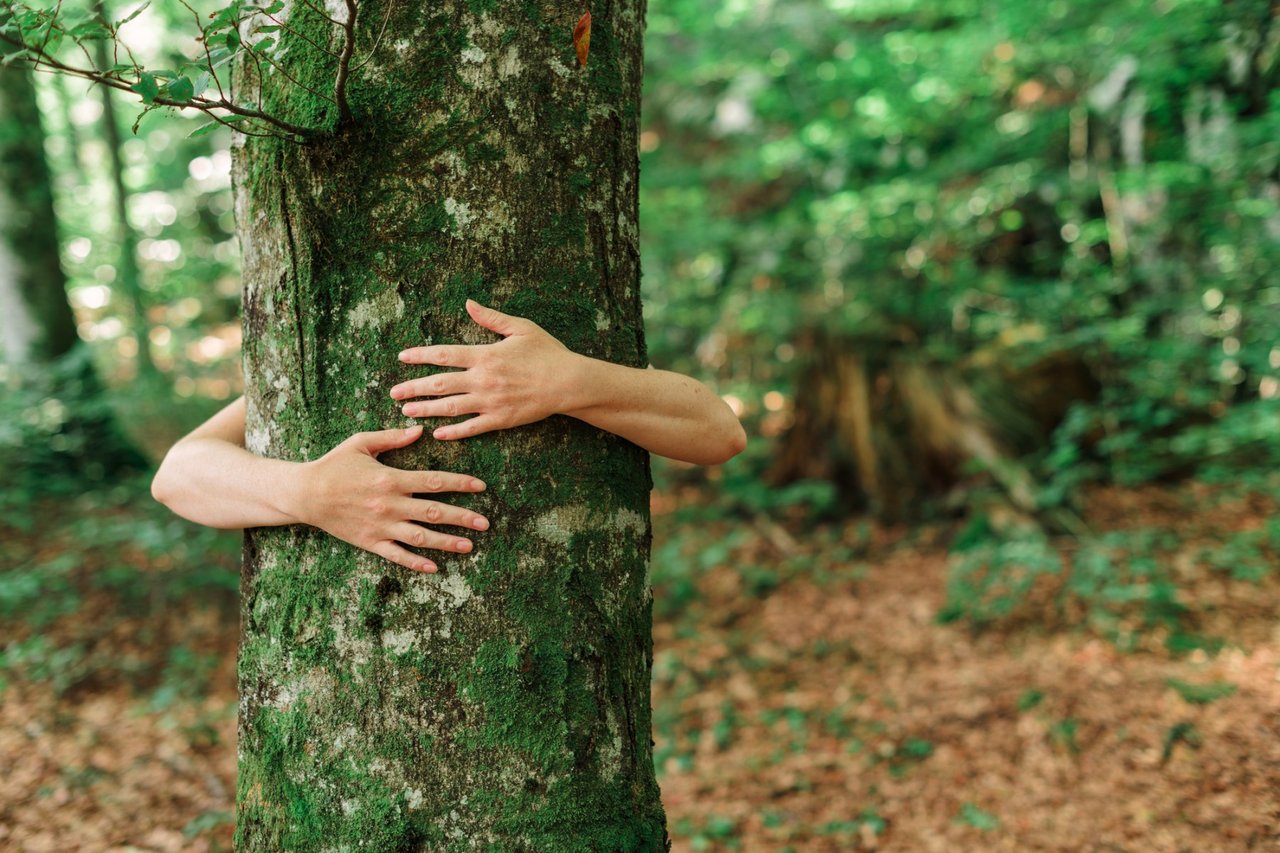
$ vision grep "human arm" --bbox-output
[391,300,748,465]
[150,395,490,573]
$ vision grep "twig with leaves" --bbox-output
[0,0,380,143]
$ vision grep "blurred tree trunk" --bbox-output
[0,56,78,368]
[0,47,143,475]
[770,328,1098,523]
[92,2,156,379]
[232,2,667,849]
[48,72,89,189]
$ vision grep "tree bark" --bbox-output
[231,2,667,849]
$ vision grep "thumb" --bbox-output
[467,299,524,337]
[348,424,422,456]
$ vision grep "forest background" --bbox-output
[2,0,1278,849]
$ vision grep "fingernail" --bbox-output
[420,561,437,573]
[405,425,421,434]
[471,479,486,490]
[390,386,403,399]
[433,428,449,439]
[398,351,409,361]
[473,517,489,530]
[456,539,471,552]
[402,405,415,416]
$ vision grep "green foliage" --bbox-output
[956,802,1000,831]
[1160,721,1202,763]
[938,530,1062,625]
[0,347,144,522]
[641,0,1280,499]
[940,511,1277,648]
[1166,678,1237,705]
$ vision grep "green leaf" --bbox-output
[225,29,241,50]
[67,19,110,40]
[1166,678,1237,705]
[114,1,151,29]
[130,71,159,104]
[166,76,194,103]
[957,803,1000,831]
[1161,722,1202,764]
[131,103,160,134]
[206,6,237,32]
[187,120,222,139]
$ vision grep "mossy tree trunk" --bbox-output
[232,1,666,849]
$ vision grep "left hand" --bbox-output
[391,299,580,440]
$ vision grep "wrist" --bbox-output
[557,351,606,418]
[272,459,315,527]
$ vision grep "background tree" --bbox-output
[0,38,141,482]
[0,51,78,368]
[231,1,668,848]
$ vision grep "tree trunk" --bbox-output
[92,9,157,379]
[0,56,78,368]
[0,49,144,479]
[769,328,1099,524]
[232,2,666,849]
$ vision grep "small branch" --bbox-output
[33,0,64,71]
[0,32,313,138]
[333,0,357,125]
[350,0,395,74]
[292,0,343,28]
[260,10,341,58]
[252,38,337,104]
[177,0,226,103]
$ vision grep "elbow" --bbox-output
[150,446,181,508]
[701,420,747,466]
[150,459,171,507]
[726,421,747,461]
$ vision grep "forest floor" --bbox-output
[1,479,1277,852]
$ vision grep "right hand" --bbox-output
[293,424,488,573]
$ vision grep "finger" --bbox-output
[466,298,527,337]
[347,424,422,455]
[433,414,503,441]
[390,371,472,401]
[401,394,483,419]
[400,497,490,531]
[397,344,480,369]
[371,540,438,574]
[392,523,475,555]
[399,469,486,494]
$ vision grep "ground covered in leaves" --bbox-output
[1,481,1277,851]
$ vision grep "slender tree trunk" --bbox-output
[0,56,78,368]
[232,2,666,848]
[92,6,157,379]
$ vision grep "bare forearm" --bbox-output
[151,438,305,529]
[562,355,746,465]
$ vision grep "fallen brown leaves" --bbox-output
[1,482,1277,850]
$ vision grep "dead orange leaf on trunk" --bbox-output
[574,11,591,67]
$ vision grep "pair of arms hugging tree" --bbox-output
[152,299,748,573]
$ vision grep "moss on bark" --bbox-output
[232,1,666,848]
